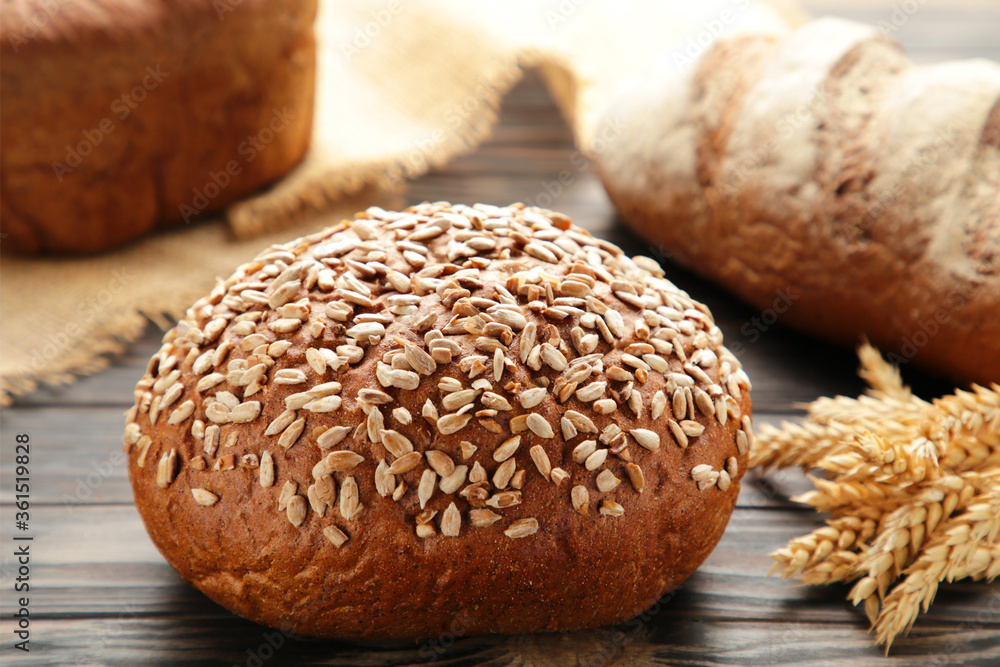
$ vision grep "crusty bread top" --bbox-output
[125,201,751,580]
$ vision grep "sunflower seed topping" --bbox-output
[255,451,274,487]
[571,485,589,514]
[323,525,349,547]
[600,499,625,517]
[596,469,621,493]
[630,429,660,451]
[133,202,749,535]
[317,426,352,449]
[191,488,219,506]
[504,517,539,538]
[155,449,177,488]
[340,476,362,519]
[418,469,437,508]
[493,435,521,462]
[526,413,554,439]
[426,450,456,477]
[437,413,472,435]
[470,508,502,527]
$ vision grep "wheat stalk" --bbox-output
[753,343,1000,650]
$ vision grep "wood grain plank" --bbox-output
[1,617,997,667]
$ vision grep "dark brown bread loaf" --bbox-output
[0,0,316,254]
[596,17,1000,385]
[125,202,753,638]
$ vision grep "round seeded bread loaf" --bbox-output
[0,0,316,254]
[125,202,753,638]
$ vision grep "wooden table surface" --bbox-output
[2,2,998,665]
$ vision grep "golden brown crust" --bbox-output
[125,202,752,639]
[0,0,317,254]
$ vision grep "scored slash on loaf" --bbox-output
[125,201,753,639]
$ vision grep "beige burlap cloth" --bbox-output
[0,0,801,404]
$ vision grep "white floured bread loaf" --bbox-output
[596,16,1000,385]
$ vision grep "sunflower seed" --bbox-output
[504,517,539,538]
[392,407,412,425]
[469,461,487,484]
[519,322,537,363]
[529,445,551,480]
[526,413,554,438]
[317,426,352,449]
[726,456,739,478]
[366,408,385,444]
[229,401,261,423]
[191,488,219,506]
[469,508,502,527]
[418,469,436,509]
[733,428,749,455]
[651,390,667,420]
[387,451,423,474]
[274,369,307,385]
[540,343,567,371]
[571,485,589,515]
[585,448,609,471]
[426,450,456,477]
[313,451,364,480]
[340,476,362,519]
[437,413,472,435]
[492,435,521,462]
[519,387,547,408]
[278,418,306,450]
[631,429,660,451]
[600,499,624,517]
[167,401,195,425]
[253,451,272,488]
[573,440,597,464]
[442,389,478,411]
[493,458,516,489]
[205,402,230,424]
[575,381,606,403]
[268,340,293,357]
[485,490,521,509]
[492,308,527,330]
[564,410,597,433]
[680,420,705,437]
[596,469,621,492]
[196,373,225,392]
[374,460,395,497]
[668,419,689,448]
[694,388,716,417]
[380,430,413,458]
[560,417,578,440]
[203,425,221,456]
[440,465,468,494]
[691,464,715,482]
[303,395,342,413]
[156,449,177,488]
[265,410,296,436]
[625,463,645,492]
[359,389,393,404]
[323,526,349,547]
[286,495,307,526]
[404,343,436,375]
[481,392,513,411]
[440,502,462,537]
[593,399,617,414]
